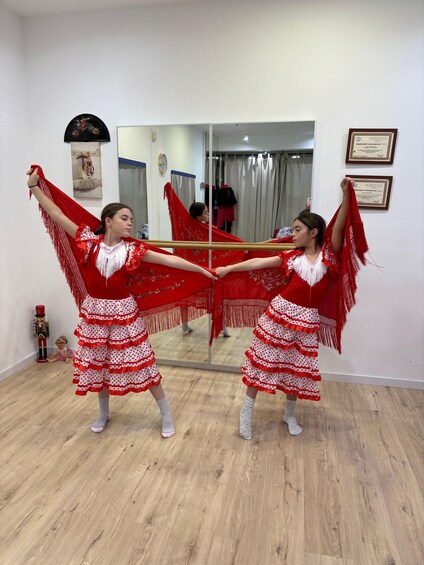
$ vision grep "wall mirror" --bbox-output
[117,121,315,370]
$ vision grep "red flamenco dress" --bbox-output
[241,242,339,401]
[73,226,161,396]
[30,166,215,397]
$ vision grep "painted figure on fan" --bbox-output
[27,167,216,437]
[216,177,360,439]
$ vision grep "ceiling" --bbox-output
[0,0,197,18]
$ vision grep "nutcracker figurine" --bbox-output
[33,304,50,363]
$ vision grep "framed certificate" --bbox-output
[346,128,397,164]
[350,175,393,209]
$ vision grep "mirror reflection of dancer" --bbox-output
[27,167,216,437]
[216,178,364,439]
[181,202,209,335]
[181,202,230,337]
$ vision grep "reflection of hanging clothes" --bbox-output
[204,184,219,226]
[217,184,237,233]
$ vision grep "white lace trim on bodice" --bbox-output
[95,240,127,279]
[293,252,327,287]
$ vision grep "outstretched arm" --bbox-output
[331,177,351,254]
[26,167,78,238]
[216,255,282,278]
[143,249,217,280]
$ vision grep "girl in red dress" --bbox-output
[27,167,216,437]
[216,178,354,439]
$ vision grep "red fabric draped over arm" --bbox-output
[31,166,215,335]
[318,181,368,352]
[209,182,368,352]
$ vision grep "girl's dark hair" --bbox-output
[94,203,133,235]
[294,210,327,247]
[189,202,207,219]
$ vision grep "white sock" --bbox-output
[240,396,255,440]
[182,322,193,335]
[157,397,175,438]
[222,327,231,337]
[283,399,302,436]
[91,394,111,433]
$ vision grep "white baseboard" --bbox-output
[0,352,38,383]
[322,372,424,391]
[2,356,423,391]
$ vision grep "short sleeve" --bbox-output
[279,249,303,278]
[75,224,99,264]
[127,241,148,272]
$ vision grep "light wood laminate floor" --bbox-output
[0,362,423,565]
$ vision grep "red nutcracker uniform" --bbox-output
[33,304,50,363]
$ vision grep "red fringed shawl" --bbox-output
[31,166,215,334]
[33,169,367,352]
[318,184,368,351]
[210,183,368,352]
[164,182,294,336]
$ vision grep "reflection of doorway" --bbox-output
[118,158,148,238]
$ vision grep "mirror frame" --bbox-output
[117,121,315,371]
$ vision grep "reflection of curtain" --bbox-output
[278,153,313,227]
[223,154,277,241]
[118,159,148,235]
[206,153,312,241]
[170,170,196,210]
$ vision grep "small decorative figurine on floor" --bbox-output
[47,336,74,363]
[33,304,50,363]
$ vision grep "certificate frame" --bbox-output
[350,175,393,209]
[346,128,398,164]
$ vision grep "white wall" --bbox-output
[1,0,423,388]
[0,6,62,378]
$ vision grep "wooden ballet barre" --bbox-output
[146,240,295,251]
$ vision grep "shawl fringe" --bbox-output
[318,185,368,352]
[37,178,89,309]
[140,305,208,335]
[222,301,270,330]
